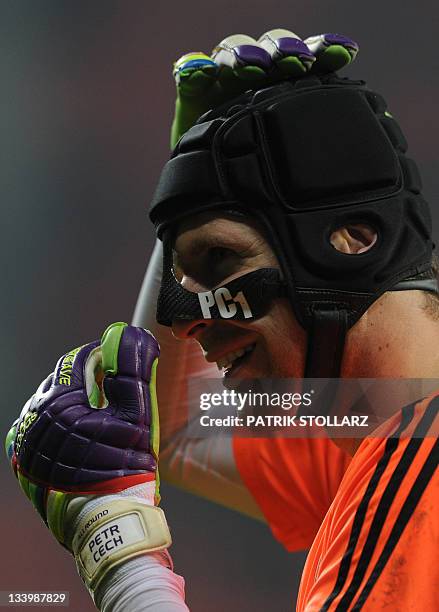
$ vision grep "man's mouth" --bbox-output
[216,343,256,376]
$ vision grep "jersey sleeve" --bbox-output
[233,435,351,551]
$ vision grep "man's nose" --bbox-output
[171,274,215,338]
[171,318,213,339]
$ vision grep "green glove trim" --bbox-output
[29,481,47,521]
[18,471,31,500]
[101,322,128,376]
[149,357,161,504]
[314,45,351,72]
[5,424,16,461]
[88,380,102,408]
[276,55,308,77]
[234,65,267,80]
[46,490,71,545]
[15,472,46,521]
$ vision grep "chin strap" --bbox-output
[300,306,347,417]
[304,307,348,378]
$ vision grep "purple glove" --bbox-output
[6,322,161,522]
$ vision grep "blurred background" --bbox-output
[1,1,437,610]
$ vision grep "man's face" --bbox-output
[171,211,307,379]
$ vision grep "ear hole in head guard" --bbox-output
[329,223,378,255]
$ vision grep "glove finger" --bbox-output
[304,33,359,73]
[212,34,273,97]
[171,52,223,147]
[174,52,218,97]
[101,323,160,427]
[170,33,275,148]
[258,29,315,77]
[50,340,100,395]
[101,322,159,381]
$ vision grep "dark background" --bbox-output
[1,2,437,610]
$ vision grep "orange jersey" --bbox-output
[234,395,438,610]
[233,436,352,551]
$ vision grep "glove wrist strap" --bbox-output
[71,500,172,591]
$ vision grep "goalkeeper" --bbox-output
[7,28,439,611]
[137,27,439,609]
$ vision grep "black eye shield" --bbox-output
[149,74,437,377]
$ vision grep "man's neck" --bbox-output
[330,291,439,455]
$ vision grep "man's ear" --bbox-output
[330,223,377,255]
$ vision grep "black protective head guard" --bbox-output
[150,74,436,377]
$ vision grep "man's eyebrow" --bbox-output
[176,234,241,258]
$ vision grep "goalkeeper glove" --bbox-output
[171,28,359,146]
[5,322,171,595]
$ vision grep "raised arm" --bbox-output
[133,240,264,520]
